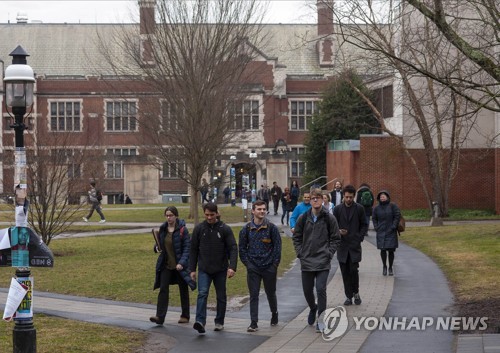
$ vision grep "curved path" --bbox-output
[1,214,498,352]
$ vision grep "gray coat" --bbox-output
[333,202,368,263]
[293,208,341,272]
[372,190,401,250]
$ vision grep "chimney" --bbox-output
[317,0,333,36]
[316,1,334,67]
[138,0,155,66]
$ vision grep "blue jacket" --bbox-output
[239,218,281,270]
[290,202,312,229]
[154,219,196,290]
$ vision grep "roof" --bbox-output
[0,23,372,78]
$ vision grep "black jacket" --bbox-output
[333,202,368,263]
[189,220,238,274]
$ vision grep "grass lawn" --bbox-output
[0,228,296,306]
[0,314,146,353]
[401,223,499,332]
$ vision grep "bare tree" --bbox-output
[96,0,268,222]
[27,133,95,245]
[327,0,493,215]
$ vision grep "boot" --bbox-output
[383,266,387,276]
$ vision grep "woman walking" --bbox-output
[281,187,292,225]
[290,180,300,211]
[372,190,401,276]
[150,206,196,325]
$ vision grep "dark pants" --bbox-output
[272,198,280,215]
[247,265,278,323]
[301,270,329,317]
[195,270,227,326]
[339,254,360,299]
[156,268,190,320]
[86,202,105,220]
[381,249,395,268]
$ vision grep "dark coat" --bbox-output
[333,202,368,263]
[189,220,238,275]
[293,208,341,271]
[372,190,401,250]
[153,219,196,290]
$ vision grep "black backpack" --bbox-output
[96,190,103,202]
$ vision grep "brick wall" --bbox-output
[327,135,498,212]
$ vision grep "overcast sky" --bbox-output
[0,0,316,24]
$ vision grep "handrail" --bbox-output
[300,176,327,190]
[320,179,337,189]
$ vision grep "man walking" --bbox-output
[293,188,341,332]
[333,184,368,306]
[330,180,343,207]
[82,181,106,223]
[270,181,283,215]
[257,184,270,212]
[189,203,238,333]
[239,200,281,332]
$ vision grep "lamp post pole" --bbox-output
[4,45,36,353]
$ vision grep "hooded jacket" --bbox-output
[372,190,401,249]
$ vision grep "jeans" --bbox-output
[156,268,190,320]
[339,253,360,299]
[247,265,278,323]
[301,270,329,317]
[86,202,105,220]
[195,270,227,326]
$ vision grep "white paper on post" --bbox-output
[0,228,10,250]
[2,278,28,322]
[241,198,248,210]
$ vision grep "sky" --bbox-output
[0,0,317,24]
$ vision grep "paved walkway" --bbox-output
[1,214,499,352]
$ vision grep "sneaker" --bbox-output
[82,217,88,222]
[344,298,353,306]
[193,321,205,334]
[247,321,258,332]
[354,293,362,305]
[270,312,278,326]
[214,323,224,331]
[315,321,325,333]
[307,306,317,326]
[99,219,106,223]
[178,316,189,324]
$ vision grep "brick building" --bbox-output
[1,1,498,213]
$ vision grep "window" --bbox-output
[51,148,81,178]
[106,101,137,131]
[106,148,137,179]
[50,101,81,131]
[160,101,184,131]
[290,147,306,177]
[374,85,393,119]
[161,148,186,179]
[290,100,318,131]
[230,100,260,130]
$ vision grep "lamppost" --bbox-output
[229,155,236,206]
[4,45,36,353]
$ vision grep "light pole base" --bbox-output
[13,320,36,353]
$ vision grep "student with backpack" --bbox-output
[293,188,341,333]
[239,200,281,332]
[355,183,374,227]
[82,181,106,223]
[150,206,196,326]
